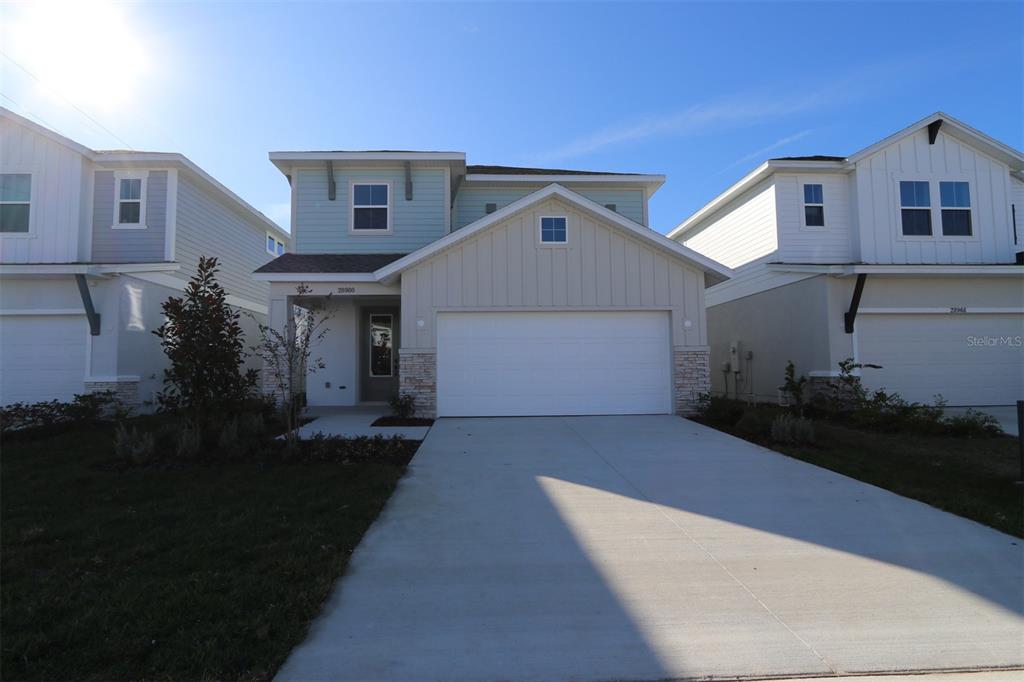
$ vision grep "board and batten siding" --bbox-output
[91,170,167,262]
[453,186,646,229]
[681,178,778,269]
[173,174,276,305]
[774,173,855,263]
[854,128,1017,264]
[400,196,707,350]
[0,117,87,264]
[293,166,446,254]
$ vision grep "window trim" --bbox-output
[112,171,148,230]
[538,215,569,246]
[368,313,394,378]
[0,171,34,237]
[894,176,978,242]
[349,181,392,234]
[938,180,973,237]
[266,232,286,256]
[800,182,826,230]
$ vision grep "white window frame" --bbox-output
[112,171,148,230]
[938,180,973,238]
[893,176,978,243]
[801,182,826,230]
[349,181,392,234]
[368,313,394,377]
[0,171,34,237]
[538,215,569,245]
[266,232,285,256]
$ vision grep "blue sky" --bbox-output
[1,1,1021,234]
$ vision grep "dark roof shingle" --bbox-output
[255,253,407,274]
[770,155,847,162]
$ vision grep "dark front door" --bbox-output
[360,307,399,402]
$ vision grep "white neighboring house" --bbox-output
[0,108,291,409]
[668,112,1024,407]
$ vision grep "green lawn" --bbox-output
[706,419,1022,538]
[1,422,416,681]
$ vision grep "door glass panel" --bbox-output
[369,314,393,377]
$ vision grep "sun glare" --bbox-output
[4,1,149,111]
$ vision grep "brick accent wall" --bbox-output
[673,348,710,416]
[85,379,140,411]
[399,350,436,418]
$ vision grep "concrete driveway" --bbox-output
[276,416,1023,682]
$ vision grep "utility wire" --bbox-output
[0,48,135,150]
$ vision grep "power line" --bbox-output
[0,91,62,132]
[0,48,135,150]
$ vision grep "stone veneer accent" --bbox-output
[399,350,437,419]
[673,348,710,416]
[85,379,140,411]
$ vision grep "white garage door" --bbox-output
[0,315,88,405]
[436,311,672,417]
[858,313,1024,406]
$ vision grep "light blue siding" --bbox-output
[91,170,167,262]
[453,186,645,229]
[294,167,446,254]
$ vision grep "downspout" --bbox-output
[75,274,101,336]
[844,273,867,334]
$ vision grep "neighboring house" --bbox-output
[255,153,730,417]
[0,108,291,408]
[668,112,1024,407]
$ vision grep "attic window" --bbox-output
[113,174,147,229]
[267,233,285,256]
[351,183,390,231]
[539,216,567,244]
[485,203,497,214]
[803,184,824,227]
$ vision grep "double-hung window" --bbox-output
[115,175,146,228]
[267,233,285,256]
[0,173,31,233]
[352,183,389,231]
[803,183,824,227]
[939,181,972,236]
[539,216,567,244]
[899,181,932,236]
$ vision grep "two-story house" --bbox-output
[255,152,731,418]
[668,112,1024,407]
[0,108,291,408]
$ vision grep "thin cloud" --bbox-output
[719,129,814,173]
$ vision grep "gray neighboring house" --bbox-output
[668,112,1024,407]
[0,108,291,409]
[255,153,731,418]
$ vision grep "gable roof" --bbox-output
[668,112,1024,241]
[374,183,732,286]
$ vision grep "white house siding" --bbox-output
[173,174,276,305]
[453,186,646,229]
[91,170,167,262]
[705,276,833,401]
[400,196,708,351]
[705,257,818,307]
[0,117,86,264]
[681,178,777,269]
[293,166,446,254]
[854,128,1017,264]
[774,173,854,263]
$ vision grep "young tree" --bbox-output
[153,256,256,415]
[250,284,333,440]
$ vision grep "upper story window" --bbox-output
[114,174,146,228]
[267,233,285,256]
[540,216,567,244]
[899,181,932,236]
[939,181,972,236]
[803,184,824,227]
[0,173,31,233]
[351,183,389,231]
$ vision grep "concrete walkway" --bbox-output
[295,405,431,440]
[276,416,1024,682]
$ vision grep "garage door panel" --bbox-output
[858,314,1023,406]
[0,315,88,405]
[437,311,671,416]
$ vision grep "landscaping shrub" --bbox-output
[943,409,1003,438]
[695,394,748,428]
[389,392,417,419]
[1,391,124,436]
[770,414,816,445]
[113,423,156,465]
[175,421,204,459]
[733,409,775,441]
[779,360,808,416]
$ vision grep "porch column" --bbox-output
[261,294,296,403]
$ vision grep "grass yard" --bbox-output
[1,422,417,681]
[705,419,1022,538]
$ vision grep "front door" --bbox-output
[360,307,399,402]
